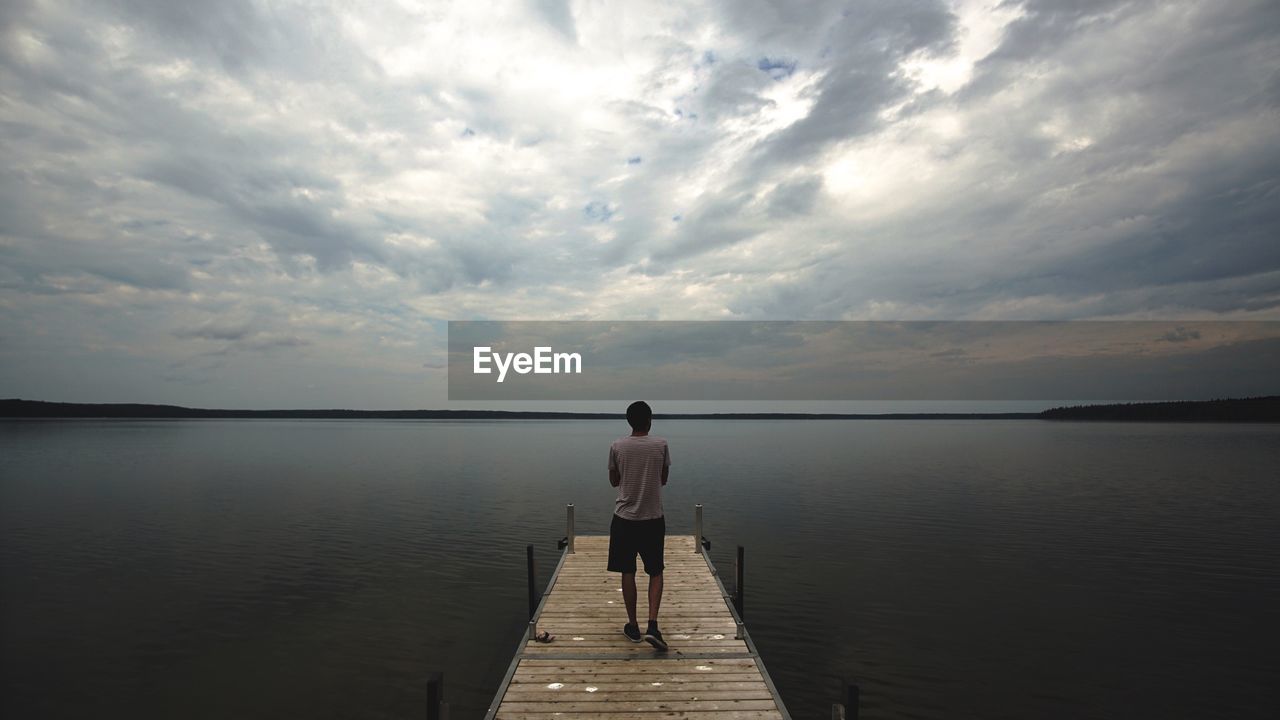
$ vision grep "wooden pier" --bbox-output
[485,508,791,719]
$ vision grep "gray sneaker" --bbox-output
[622,623,642,643]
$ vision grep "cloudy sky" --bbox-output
[2,0,1278,409]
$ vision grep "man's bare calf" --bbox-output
[621,571,664,625]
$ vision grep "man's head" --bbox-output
[626,400,652,432]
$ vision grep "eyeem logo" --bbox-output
[473,346,582,383]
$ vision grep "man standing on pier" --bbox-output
[607,400,670,651]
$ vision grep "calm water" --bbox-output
[2,419,1278,719]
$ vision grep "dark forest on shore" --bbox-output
[3,397,1278,421]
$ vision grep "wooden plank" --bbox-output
[494,696,773,707]
[513,660,760,668]
[490,536,787,719]
[496,713,782,720]
[512,667,763,677]
[501,687,774,699]
[527,635,747,640]
[519,617,742,627]
[529,632,741,641]
[514,659,759,670]
[497,713,781,720]
[520,645,748,654]
[508,680,769,691]
[525,636,744,645]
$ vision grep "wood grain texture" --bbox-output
[490,535,786,719]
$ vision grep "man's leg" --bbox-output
[608,515,641,640]
[647,572,663,622]
[621,572,638,625]
[642,516,666,624]
[638,518,669,650]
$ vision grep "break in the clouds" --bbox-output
[1,0,1278,408]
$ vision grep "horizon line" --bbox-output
[4,397,1279,421]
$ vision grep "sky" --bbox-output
[1,0,1278,409]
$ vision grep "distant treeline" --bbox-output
[0,400,617,420]
[0,399,1032,420]
[1040,396,1280,422]
[2,397,1276,421]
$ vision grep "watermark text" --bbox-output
[472,346,582,383]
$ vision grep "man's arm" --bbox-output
[660,465,668,486]
[608,444,620,486]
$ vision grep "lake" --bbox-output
[2,419,1277,719]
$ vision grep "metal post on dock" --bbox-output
[694,504,703,553]
[831,680,860,720]
[734,545,745,618]
[566,503,575,554]
[426,671,446,720]
[526,544,537,620]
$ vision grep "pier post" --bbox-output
[526,544,537,620]
[694,504,703,553]
[566,503,575,554]
[734,545,745,618]
[426,671,445,720]
[832,680,860,719]
[845,681,860,719]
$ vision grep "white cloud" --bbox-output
[1,0,1277,406]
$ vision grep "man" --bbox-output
[607,400,670,651]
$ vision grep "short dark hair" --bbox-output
[626,401,652,431]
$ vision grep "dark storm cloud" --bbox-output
[752,0,957,168]
[1,235,194,292]
[108,0,378,82]
[173,320,253,342]
[1,0,527,284]
[644,0,958,264]
[174,327,311,362]
[700,0,1280,319]
[651,190,761,263]
[966,1,1279,311]
[112,0,267,73]
[767,176,823,218]
[981,0,1142,65]
[2,5,374,271]
[136,145,417,274]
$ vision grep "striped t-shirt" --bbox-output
[608,434,671,521]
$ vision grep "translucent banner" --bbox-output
[447,321,1280,401]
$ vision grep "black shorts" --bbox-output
[607,514,665,575]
